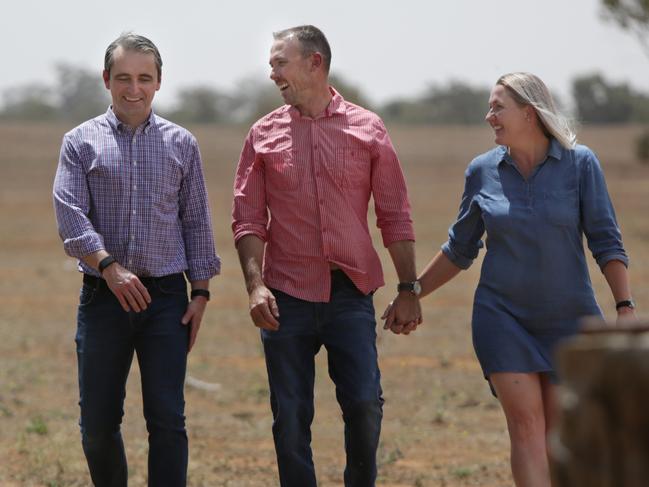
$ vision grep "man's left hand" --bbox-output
[182,296,208,352]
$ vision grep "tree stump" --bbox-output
[550,320,649,487]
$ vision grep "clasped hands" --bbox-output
[381,292,422,335]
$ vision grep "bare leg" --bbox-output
[490,372,551,487]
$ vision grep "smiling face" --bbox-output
[103,45,160,128]
[485,84,531,147]
[269,36,315,109]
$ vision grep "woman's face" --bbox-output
[485,84,530,147]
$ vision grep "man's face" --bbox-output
[103,46,160,127]
[269,36,314,108]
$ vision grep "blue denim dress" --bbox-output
[441,138,628,380]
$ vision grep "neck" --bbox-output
[113,108,150,130]
[508,133,550,169]
[295,83,332,119]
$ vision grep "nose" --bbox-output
[485,108,495,123]
[270,67,278,82]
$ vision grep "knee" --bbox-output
[505,409,546,446]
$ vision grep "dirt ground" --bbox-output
[0,122,647,486]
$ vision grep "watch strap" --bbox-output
[191,289,211,301]
[98,255,117,274]
[616,299,635,310]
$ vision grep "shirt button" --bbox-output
[132,210,136,215]
[128,260,133,266]
[133,160,137,166]
[130,235,135,241]
[133,184,137,191]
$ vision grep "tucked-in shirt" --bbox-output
[232,88,414,302]
[53,107,220,281]
[442,138,627,316]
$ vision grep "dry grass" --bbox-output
[0,122,647,486]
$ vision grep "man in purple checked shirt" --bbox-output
[53,33,220,486]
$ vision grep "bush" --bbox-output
[636,130,649,163]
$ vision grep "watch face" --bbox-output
[413,281,422,296]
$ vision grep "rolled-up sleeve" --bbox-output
[579,149,628,270]
[232,131,269,245]
[178,137,221,281]
[441,165,485,269]
[370,119,415,247]
[53,134,105,259]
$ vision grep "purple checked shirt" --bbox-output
[53,107,220,282]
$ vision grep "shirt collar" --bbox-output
[105,106,156,134]
[288,86,346,119]
[498,137,564,166]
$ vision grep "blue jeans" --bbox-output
[262,270,384,487]
[76,273,189,487]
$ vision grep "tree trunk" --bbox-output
[551,320,649,487]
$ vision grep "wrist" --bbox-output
[191,289,210,301]
[98,255,117,275]
[615,299,635,311]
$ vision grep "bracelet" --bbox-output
[98,255,117,274]
[615,299,635,310]
[191,289,210,301]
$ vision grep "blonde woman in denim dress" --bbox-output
[383,72,637,487]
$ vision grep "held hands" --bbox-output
[381,293,423,335]
[103,263,152,312]
[249,284,280,331]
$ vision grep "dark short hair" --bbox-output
[104,33,162,81]
[273,25,331,73]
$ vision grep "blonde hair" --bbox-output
[497,72,576,149]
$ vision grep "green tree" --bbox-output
[56,63,109,121]
[166,86,229,124]
[572,73,635,123]
[0,83,58,121]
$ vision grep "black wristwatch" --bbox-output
[397,281,422,296]
[191,289,211,301]
[615,299,635,310]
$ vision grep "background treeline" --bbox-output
[2,64,649,126]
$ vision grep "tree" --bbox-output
[0,83,58,121]
[166,86,230,124]
[380,81,490,124]
[55,63,110,122]
[602,0,649,57]
[572,73,635,123]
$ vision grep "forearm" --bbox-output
[387,240,417,282]
[236,234,266,294]
[418,250,462,298]
[602,259,632,303]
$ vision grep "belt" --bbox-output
[83,273,184,287]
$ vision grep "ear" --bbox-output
[102,70,110,89]
[525,105,535,122]
[311,52,323,72]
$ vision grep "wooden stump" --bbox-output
[551,320,649,487]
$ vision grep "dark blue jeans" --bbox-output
[76,273,189,487]
[263,270,384,487]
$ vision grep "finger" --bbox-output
[188,320,199,352]
[269,294,280,318]
[181,308,192,325]
[381,302,393,320]
[123,289,143,313]
[134,279,152,304]
[130,286,149,311]
[383,308,396,330]
[114,291,131,312]
[259,304,280,328]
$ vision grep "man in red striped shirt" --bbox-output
[232,25,421,487]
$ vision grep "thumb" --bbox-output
[181,308,192,325]
[269,295,280,318]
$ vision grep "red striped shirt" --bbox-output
[232,89,414,302]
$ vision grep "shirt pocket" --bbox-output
[335,147,371,189]
[265,151,301,191]
[544,188,579,226]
